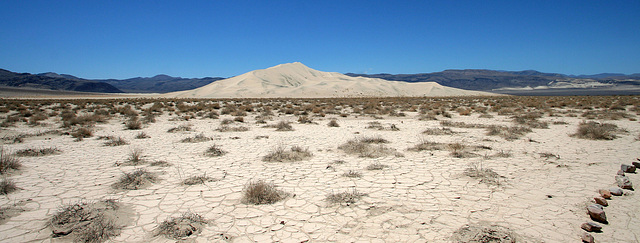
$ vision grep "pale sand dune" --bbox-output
[0,103,638,242]
[164,62,494,98]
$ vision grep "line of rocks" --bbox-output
[581,160,638,243]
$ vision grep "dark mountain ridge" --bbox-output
[2,67,638,95]
[345,69,640,91]
[95,76,225,93]
[0,69,123,93]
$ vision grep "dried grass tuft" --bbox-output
[241,180,288,205]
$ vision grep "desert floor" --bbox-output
[0,97,638,242]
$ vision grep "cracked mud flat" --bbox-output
[1,101,639,242]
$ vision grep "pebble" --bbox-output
[621,164,636,173]
[581,222,602,232]
[632,161,640,168]
[593,197,608,206]
[587,204,607,223]
[598,189,612,199]
[615,175,633,190]
[581,232,595,243]
[609,187,623,196]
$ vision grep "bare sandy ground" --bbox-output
[0,100,638,242]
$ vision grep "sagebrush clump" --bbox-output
[204,145,226,157]
[572,121,622,140]
[326,189,367,206]
[156,212,208,240]
[241,180,288,205]
[14,147,61,157]
[112,169,157,190]
[263,146,312,162]
[50,200,123,242]
[0,147,20,174]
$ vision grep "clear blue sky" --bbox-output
[1,0,639,79]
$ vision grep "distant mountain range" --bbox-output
[0,69,123,93]
[0,69,225,93]
[94,75,225,93]
[1,67,639,94]
[345,70,640,91]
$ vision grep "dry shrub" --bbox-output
[486,125,532,140]
[297,115,313,124]
[581,110,632,120]
[216,125,249,132]
[180,133,211,143]
[104,137,128,146]
[326,189,367,206]
[241,180,288,205]
[112,168,157,190]
[366,122,399,131]
[220,118,234,125]
[0,147,21,174]
[0,178,18,195]
[441,121,488,129]
[422,127,456,135]
[408,140,446,152]
[14,147,61,157]
[448,142,472,158]
[492,150,512,158]
[135,132,150,139]
[50,200,123,242]
[539,152,560,160]
[71,127,93,139]
[338,138,401,158]
[62,114,105,128]
[512,112,548,129]
[327,119,340,127]
[572,121,622,140]
[156,212,208,240]
[204,145,226,157]
[125,118,142,130]
[452,222,516,243]
[359,135,389,144]
[182,174,217,185]
[167,125,191,133]
[479,113,494,118]
[464,162,501,185]
[366,121,384,130]
[116,149,145,166]
[332,160,346,164]
[263,146,312,162]
[275,121,294,131]
[366,162,389,171]
[150,160,171,167]
[342,170,362,178]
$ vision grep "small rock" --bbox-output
[581,222,602,232]
[617,169,625,176]
[632,161,640,168]
[621,164,636,173]
[609,187,623,196]
[615,175,633,190]
[593,197,608,206]
[598,189,612,199]
[587,204,607,223]
[581,232,595,243]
